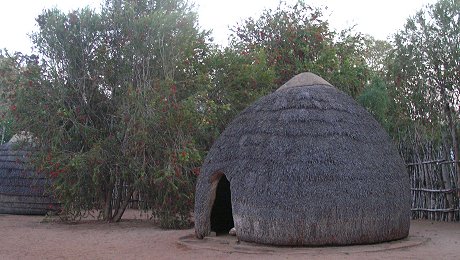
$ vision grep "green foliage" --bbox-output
[188,48,276,148]
[362,36,393,77]
[12,0,208,225]
[139,86,202,228]
[357,77,390,128]
[0,51,25,144]
[230,0,370,98]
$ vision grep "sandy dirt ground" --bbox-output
[0,210,459,260]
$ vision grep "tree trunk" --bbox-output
[103,181,114,221]
[111,179,124,220]
[112,188,134,222]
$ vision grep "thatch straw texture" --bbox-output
[195,72,410,246]
[0,138,58,215]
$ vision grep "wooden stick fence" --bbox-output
[401,134,460,221]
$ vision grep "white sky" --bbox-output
[0,0,438,54]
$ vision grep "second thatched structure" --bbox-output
[194,72,410,246]
[0,136,58,215]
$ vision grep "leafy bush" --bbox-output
[230,0,370,97]
[12,0,209,224]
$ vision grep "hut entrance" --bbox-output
[210,173,234,235]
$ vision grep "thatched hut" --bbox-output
[194,72,410,246]
[0,135,58,215]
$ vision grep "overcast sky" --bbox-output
[0,0,438,54]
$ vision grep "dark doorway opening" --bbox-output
[210,175,234,235]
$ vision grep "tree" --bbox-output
[390,0,460,189]
[12,0,209,224]
[230,0,369,98]
[0,50,22,144]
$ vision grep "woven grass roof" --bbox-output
[194,72,410,246]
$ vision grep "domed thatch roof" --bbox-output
[0,136,58,215]
[194,72,410,246]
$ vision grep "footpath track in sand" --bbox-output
[0,211,459,259]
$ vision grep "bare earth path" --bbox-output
[0,210,459,259]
